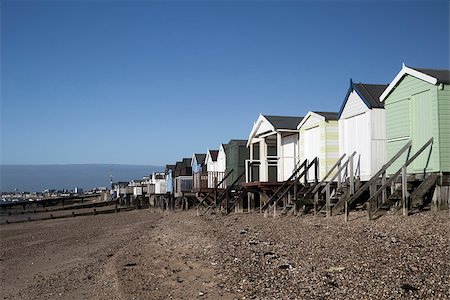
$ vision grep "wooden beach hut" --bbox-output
[380,65,450,175]
[205,149,225,188]
[297,111,339,181]
[246,114,303,183]
[223,139,250,186]
[338,80,388,181]
[165,164,175,194]
[191,154,206,174]
[340,65,449,218]
[174,158,193,198]
[379,65,450,209]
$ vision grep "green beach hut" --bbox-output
[380,64,450,175]
[223,139,250,186]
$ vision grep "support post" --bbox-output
[344,201,349,222]
[381,171,387,205]
[314,192,318,216]
[402,166,408,216]
[337,161,341,189]
[367,200,372,221]
[326,184,331,218]
[349,156,354,195]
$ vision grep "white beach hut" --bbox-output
[297,111,339,181]
[246,114,303,182]
[338,80,388,181]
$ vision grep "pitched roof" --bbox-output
[209,150,219,161]
[353,83,387,109]
[228,139,247,146]
[182,158,192,166]
[338,80,388,118]
[409,67,450,84]
[312,111,339,120]
[380,64,450,101]
[264,115,303,130]
[193,153,206,165]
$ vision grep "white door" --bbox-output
[281,134,298,181]
[344,114,370,180]
[304,126,321,181]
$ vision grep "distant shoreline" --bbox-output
[1,164,163,192]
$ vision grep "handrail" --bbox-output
[268,158,319,208]
[366,137,434,206]
[260,159,308,211]
[201,170,247,215]
[346,140,413,206]
[196,169,234,208]
[215,170,246,206]
[320,151,357,194]
[310,153,347,194]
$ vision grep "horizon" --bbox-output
[0,164,165,192]
[1,0,449,166]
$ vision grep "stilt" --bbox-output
[402,166,408,216]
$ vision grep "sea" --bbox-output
[0,164,163,193]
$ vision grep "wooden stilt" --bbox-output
[344,201,349,222]
[326,184,331,218]
[367,200,372,221]
[402,166,408,216]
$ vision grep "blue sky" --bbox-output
[1,0,449,166]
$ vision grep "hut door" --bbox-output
[304,126,321,181]
[411,90,432,171]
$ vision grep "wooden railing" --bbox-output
[261,159,312,212]
[343,140,414,210]
[174,176,193,197]
[366,137,434,219]
[316,151,357,217]
[193,171,226,190]
[196,170,234,209]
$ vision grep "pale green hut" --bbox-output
[380,64,450,174]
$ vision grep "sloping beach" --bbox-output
[1,209,449,299]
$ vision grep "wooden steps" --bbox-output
[410,173,438,208]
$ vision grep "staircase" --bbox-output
[349,138,435,220]
[309,151,359,217]
[410,173,438,208]
[199,169,249,215]
[261,158,319,217]
[196,169,234,214]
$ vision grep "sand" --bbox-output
[1,209,449,299]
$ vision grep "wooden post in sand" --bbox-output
[402,166,408,216]
[367,200,372,221]
[344,202,349,222]
[326,184,331,218]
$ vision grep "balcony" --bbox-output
[193,171,226,191]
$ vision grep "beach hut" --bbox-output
[151,172,167,194]
[338,80,388,181]
[191,154,206,174]
[205,149,224,188]
[174,158,193,197]
[246,114,303,183]
[297,111,339,181]
[165,164,175,194]
[380,65,450,176]
[223,139,250,186]
[218,145,227,174]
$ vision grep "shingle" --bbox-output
[264,115,303,130]
[227,139,247,146]
[410,67,450,84]
[209,150,219,161]
[194,154,206,164]
[353,83,388,108]
[182,158,192,167]
[312,111,339,120]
